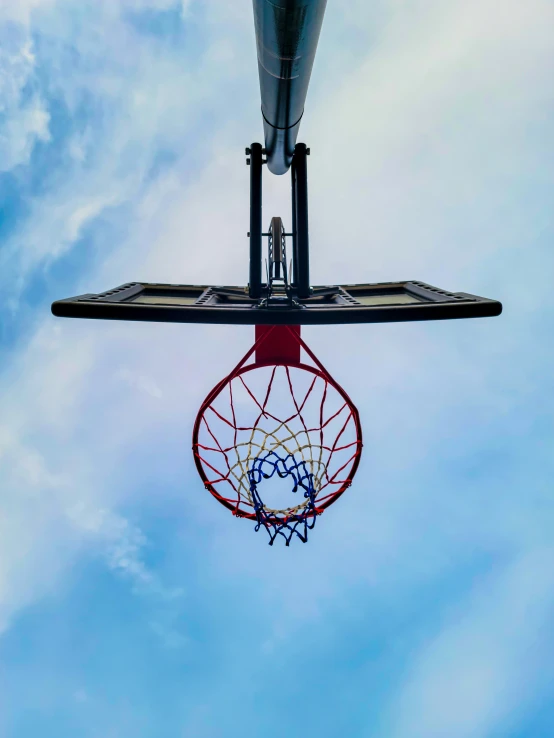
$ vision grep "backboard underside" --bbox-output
[51,280,502,325]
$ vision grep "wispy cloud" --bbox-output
[0,34,50,171]
[0,0,253,309]
[384,548,554,738]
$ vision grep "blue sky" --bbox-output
[1,0,553,736]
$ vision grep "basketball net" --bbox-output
[192,325,362,545]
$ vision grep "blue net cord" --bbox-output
[247,451,319,546]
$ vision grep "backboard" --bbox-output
[51,279,501,325]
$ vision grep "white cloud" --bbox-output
[0,319,191,635]
[64,198,117,243]
[0,0,56,26]
[0,37,50,171]
[0,0,255,305]
[305,0,554,285]
[385,548,554,738]
[116,367,163,398]
[0,98,50,171]
[67,503,182,604]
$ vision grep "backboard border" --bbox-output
[51,280,502,325]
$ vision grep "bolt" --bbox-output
[245,147,251,155]
[262,148,267,155]
[246,158,251,165]
[306,148,311,155]
[247,232,250,237]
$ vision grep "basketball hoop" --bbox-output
[192,325,362,545]
[49,0,503,552]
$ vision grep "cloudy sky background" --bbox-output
[1,0,553,735]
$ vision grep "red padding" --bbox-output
[255,325,301,365]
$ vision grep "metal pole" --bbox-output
[248,142,263,298]
[253,0,328,175]
[293,143,310,298]
[291,162,298,287]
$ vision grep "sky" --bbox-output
[0,0,553,735]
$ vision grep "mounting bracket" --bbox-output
[248,142,310,300]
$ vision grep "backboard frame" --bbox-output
[51,279,502,325]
